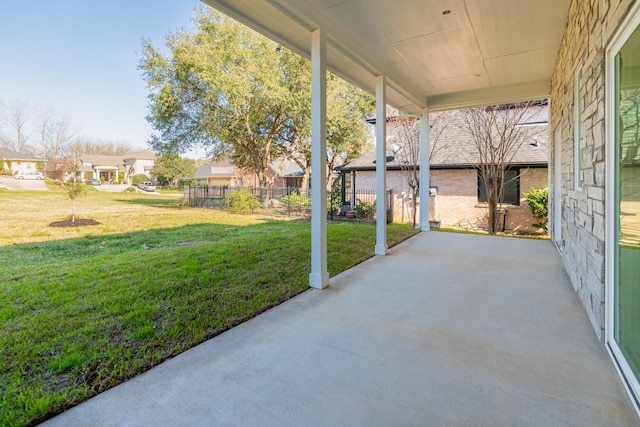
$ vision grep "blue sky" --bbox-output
[0,1,204,155]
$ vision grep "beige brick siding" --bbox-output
[549,0,635,339]
[353,167,547,232]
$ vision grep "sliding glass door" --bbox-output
[613,19,640,394]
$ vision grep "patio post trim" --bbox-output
[309,27,329,289]
[419,107,430,231]
[375,74,388,255]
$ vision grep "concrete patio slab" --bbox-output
[41,231,639,426]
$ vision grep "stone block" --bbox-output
[583,167,594,186]
[592,198,605,215]
[592,120,604,148]
[587,185,604,201]
[593,212,605,240]
[594,162,605,186]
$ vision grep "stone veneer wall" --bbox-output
[549,0,635,340]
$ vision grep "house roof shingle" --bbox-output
[0,147,40,161]
[195,159,235,179]
[77,150,157,173]
[123,150,157,160]
[341,107,548,172]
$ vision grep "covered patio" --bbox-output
[42,232,637,426]
[192,0,640,415]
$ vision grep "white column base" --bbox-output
[375,243,388,256]
[309,272,329,289]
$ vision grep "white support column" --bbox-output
[309,27,329,289]
[375,75,388,255]
[419,107,430,232]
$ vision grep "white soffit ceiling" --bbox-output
[202,0,571,113]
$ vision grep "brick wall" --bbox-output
[234,166,287,188]
[549,0,635,339]
[353,167,547,232]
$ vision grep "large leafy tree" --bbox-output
[139,7,373,189]
[139,8,309,188]
[289,74,374,191]
[151,154,196,186]
[325,75,374,189]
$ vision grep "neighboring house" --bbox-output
[76,150,157,184]
[123,150,156,181]
[195,158,305,188]
[195,159,239,186]
[340,106,548,232]
[78,155,124,183]
[278,160,307,189]
[0,147,42,176]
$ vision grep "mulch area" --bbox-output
[49,218,102,227]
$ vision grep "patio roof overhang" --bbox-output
[201,0,570,113]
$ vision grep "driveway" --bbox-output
[92,184,134,193]
[41,232,638,426]
[0,176,48,191]
[93,184,163,194]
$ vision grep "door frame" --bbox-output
[605,0,640,413]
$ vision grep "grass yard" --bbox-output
[0,189,418,426]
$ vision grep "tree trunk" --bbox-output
[326,173,335,192]
[411,183,419,227]
[487,198,499,234]
[300,168,310,192]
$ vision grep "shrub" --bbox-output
[355,199,376,220]
[132,174,148,185]
[523,187,548,232]
[327,190,342,214]
[280,192,311,213]
[223,188,260,214]
[124,186,137,193]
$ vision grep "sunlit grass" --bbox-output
[0,189,261,246]
[0,190,418,426]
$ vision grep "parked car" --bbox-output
[138,181,156,192]
[86,178,102,186]
[15,172,43,180]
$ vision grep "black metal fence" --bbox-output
[183,185,393,222]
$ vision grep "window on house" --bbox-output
[478,169,520,205]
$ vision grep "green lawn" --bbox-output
[0,189,418,426]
